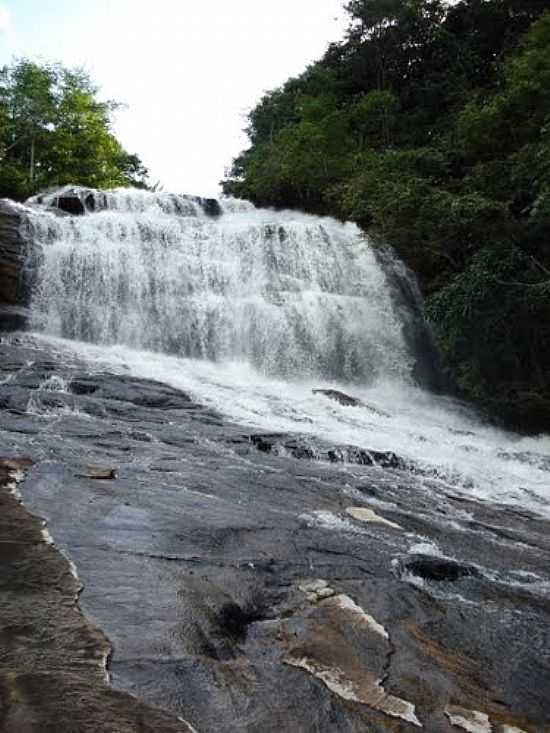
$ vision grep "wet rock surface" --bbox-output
[31,186,107,215]
[1,335,549,732]
[0,457,196,733]
[0,201,37,330]
[312,388,391,417]
[312,388,365,407]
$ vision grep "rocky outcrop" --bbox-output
[313,388,364,407]
[313,388,391,416]
[30,186,110,215]
[374,245,447,393]
[197,196,222,217]
[1,334,548,732]
[0,200,36,331]
[33,186,101,215]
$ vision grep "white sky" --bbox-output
[0,1,348,196]
[0,5,10,30]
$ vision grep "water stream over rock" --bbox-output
[0,187,549,732]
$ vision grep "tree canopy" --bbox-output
[223,0,550,431]
[0,59,148,200]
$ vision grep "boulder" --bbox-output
[313,388,391,417]
[313,388,363,407]
[199,197,222,217]
[399,555,481,583]
[32,187,103,215]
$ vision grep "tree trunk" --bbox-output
[29,135,35,183]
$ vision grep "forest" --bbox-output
[223,0,550,431]
[0,59,147,200]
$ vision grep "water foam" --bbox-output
[29,188,414,384]
[29,334,550,518]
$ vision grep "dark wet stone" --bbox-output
[327,447,404,469]
[400,555,481,582]
[313,388,363,407]
[79,466,117,480]
[217,600,267,641]
[70,374,193,409]
[313,389,391,417]
[0,200,40,330]
[0,305,31,331]
[249,433,405,470]
[200,198,222,217]
[355,484,379,497]
[374,245,447,393]
[70,378,99,395]
[250,433,285,452]
[57,193,86,215]
[33,187,106,216]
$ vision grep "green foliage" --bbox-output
[0,59,148,200]
[349,90,400,148]
[223,2,550,431]
[428,247,550,424]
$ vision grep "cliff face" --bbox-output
[0,200,36,330]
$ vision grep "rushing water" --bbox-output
[26,187,550,516]
[28,187,418,384]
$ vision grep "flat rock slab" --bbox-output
[0,458,194,733]
[0,335,548,732]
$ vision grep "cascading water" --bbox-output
[28,187,418,384]
[2,186,547,733]
[24,186,550,515]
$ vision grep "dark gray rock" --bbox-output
[0,200,34,330]
[250,432,406,469]
[313,388,363,407]
[32,186,105,215]
[398,555,481,582]
[0,335,548,733]
[313,388,391,417]
[199,197,222,217]
[0,457,197,733]
[374,245,447,393]
[0,304,31,331]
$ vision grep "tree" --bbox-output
[0,61,57,185]
[0,59,148,200]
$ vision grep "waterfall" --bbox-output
[11,185,550,515]
[27,186,426,385]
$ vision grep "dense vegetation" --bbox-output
[0,59,147,200]
[224,0,550,432]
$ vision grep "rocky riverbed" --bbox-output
[1,333,549,732]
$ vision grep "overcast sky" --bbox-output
[0,1,347,196]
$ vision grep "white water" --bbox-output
[28,187,413,384]
[30,334,550,518]
[26,187,550,517]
